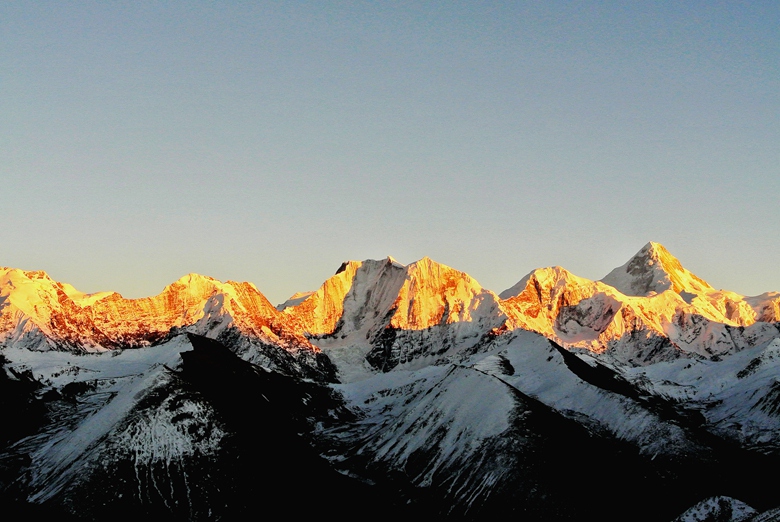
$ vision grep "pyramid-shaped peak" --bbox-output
[409,256,452,270]
[499,265,586,300]
[384,255,405,269]
[406,257,470,280]
[642,241,679,262]
[630,242,684,271]
[601,242,712,297]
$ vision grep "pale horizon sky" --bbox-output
[2,1,778,304]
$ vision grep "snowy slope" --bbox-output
[1,335,225,506]
[601,241,713,296]
[463,330,701,456]
[316,327,774,520]
[619,336,780,454]
[320,358,586,517]
[673,496,757,522]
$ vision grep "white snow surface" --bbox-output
[621,336,780,451]
[3,334,187,387]
[276,291,315,310]
[600,242,713,297]
[2,335,225,503]
[463,330,696,455]
[325,362,517,496]
[673,496,757,522]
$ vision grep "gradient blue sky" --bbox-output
[2,1,778,303]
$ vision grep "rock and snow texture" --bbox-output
[1,336,225,508]
[325,364,517,483]
[2,242,780,520]
[281,256,507,377]
[315,328,764,519]
[365,256,507,371]
[319,350,590,517]
[0,267,118,352]
[0,268,275,349]
[281,257,408,338]
[673,496,757,522]
[497,244,780,365]
[599,242,780,325]
[623,336,780,453]
[745,292,780,323]
[463,330,704,456]
[601,241,713,296]
[3,241,778,376]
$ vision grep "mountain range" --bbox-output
[2,242,780,521]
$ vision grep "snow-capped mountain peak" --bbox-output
[0,267,337,379]
[2,247,780,520]
[386,255,404,267]
[390,256,499,330]
[498,265,586,301]
[600,241,713,297]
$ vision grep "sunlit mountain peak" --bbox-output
[600,241,713,297]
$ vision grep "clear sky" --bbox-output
[2,1,778,304]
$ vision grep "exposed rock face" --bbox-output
[0,268,117,351]
[281,257,506,372]
[367,257,507,371]
[281,257,407,338]
[601,241,713,296]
